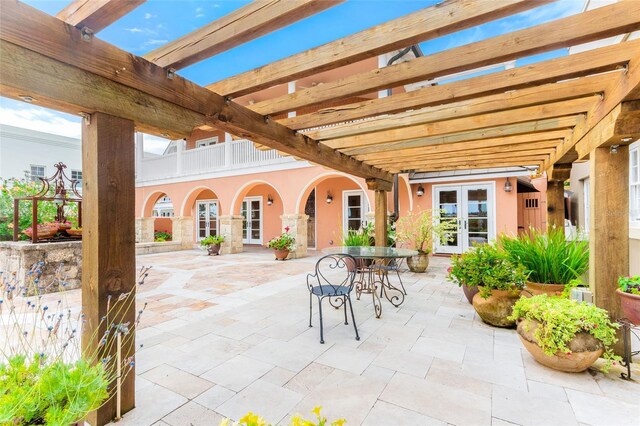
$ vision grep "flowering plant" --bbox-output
[267,227,296,251]
[154,230,172,242]
[618,275,640,295]
[509,294,621,370]
[220,406,345,426]
[396,209,457,254]
[0,262,150,424]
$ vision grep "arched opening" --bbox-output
[181,186,222,242]
[296,173,370,250]
[141,191,174,241]
[231,181,284,246]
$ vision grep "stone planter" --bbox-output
[472,287,521,328]
[407,253,429,273]
[617,289,640,326]
[207,243,221,256]
[462,284,479,304]
[517,318,604,372]
[274,249,290,261]
[523,281,565,297]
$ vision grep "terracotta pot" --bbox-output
[407,253,429,273]
[207,243,221,256]
[66,229,82,237]
[274,249,290,261]
[617,289,640,326]
[462,284,479,304]
[517,318,604,372]
[523,281,566,297]
[472,287,521,328]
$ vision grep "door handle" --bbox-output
[464,220,467,230]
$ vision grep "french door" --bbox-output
[434,183,494,254]
[343,190,368,232]
[196,200,219,241]
[242,197,262,244]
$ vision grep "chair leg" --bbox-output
[396,269,407,295]
[343,295,348,325]
[347,295,360,341]
[317,296,325,344]
[309,292,313,328]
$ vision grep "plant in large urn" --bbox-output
[617,275,640,325]
[267,227,296,261]
[396,208,457,273]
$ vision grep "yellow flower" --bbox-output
[219,419,231,426]
[332,419,347,426]
[312,406,323,418]
[291,415,303,426]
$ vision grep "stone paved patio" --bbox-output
[113,248,639,426]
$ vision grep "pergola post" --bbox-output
[82,112,136,425]
[589,145,629,354]
[546,164,571,232]
[367,178,393,247]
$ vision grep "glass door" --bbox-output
[435,187,462,254]
[196,200,218,241]
[343,190,367,233]
[242,197,262,244]
[463,186,491,250]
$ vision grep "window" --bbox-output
[30,165,45,182]
[631,144,640,226]
[71,170,82,182]
[524,198,539,209]
[196,137,218,148]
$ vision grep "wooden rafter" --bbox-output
[387,157,546,173]
[56,0,145,32]
[339,116,580,156]
[250,1,640,116]
[324,98,595,151]
[0,1,391,182]
[144,0,343,70]
[304,74,613,141]
[281,40,638,130]
[205,0,549,98]
[384,152,553,172]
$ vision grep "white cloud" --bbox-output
[196,13,205,18]
[212,4,220,8]
[195,7,205,18]
[124,27,143,33]
[0,99,81,138]
[144,13,156,20]
[143,39,168,47]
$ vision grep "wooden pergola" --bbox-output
[1,0,639,423]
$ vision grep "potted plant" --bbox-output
[448,254,479,304]
[200,235,225,255]
[267,227,296,260]
[616,275,640,325]
[396,209,457,273]
[67,226,82,237]
[510,294,620,372]
[454,243,527,327]
[499,227,589,297]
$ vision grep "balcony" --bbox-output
[136,139,299,184]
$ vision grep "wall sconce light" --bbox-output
[416,185,424,197]
[267,195,274,206]
[504,177,513,193]
[326,191,333,204]
[610,144,619,154]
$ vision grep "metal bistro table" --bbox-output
[323,246,418,318]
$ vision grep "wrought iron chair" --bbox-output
[307,254,360,344]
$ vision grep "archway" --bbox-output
[180,186,222,242]
[295,173,370,250]
[231,180,284,246]
[141,191,174,241]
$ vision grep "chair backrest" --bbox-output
[308,254,357,295]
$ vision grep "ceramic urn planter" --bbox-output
[524,282,565,297]
[407,253,429,273]
[472,288,521,328]
[207,243,221,256]
[274,249,290,261]
[517,318,604,373]
[462,284,479,304]
[616,289,640,326]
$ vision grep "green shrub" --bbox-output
[618,275,640,295]
[267,227,295,250]
[499,228,588,284]
[200,235,225,246]
[448,243,527,298]
[509,294,620,370]
[154,230,172,241]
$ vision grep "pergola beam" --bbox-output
[281,40,638,130]
[0,0,391,183]
[387,158,545,173]
[144,0,343,70]
[383,151,553,170]
[56,0,145,32]
[206,0,548,98]
[305,75,612,141]
[251,1,640,116]
[340,116,579,156]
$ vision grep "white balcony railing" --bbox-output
[136,139,295,183]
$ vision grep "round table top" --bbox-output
[323,246,419,259]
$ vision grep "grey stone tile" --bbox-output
[491,384,578,426]
[141,364,214,399]
[200,354,274,392]
[243,338,326,373]
[193,385,236,411]
[217,380,303,424]
[362,400,447,426]
[566,389,640,426]
[162,401,224,426]
[411,336,466,364]
[118,384,187,426]
[372,347,433,378]
[284,362,335,395]
[316,344,377,375]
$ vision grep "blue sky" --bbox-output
[1,0,585,153]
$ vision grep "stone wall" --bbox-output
[0,241,82,292]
